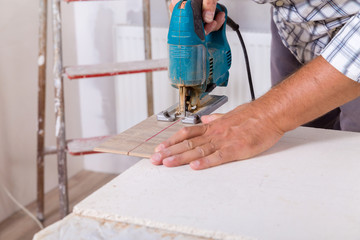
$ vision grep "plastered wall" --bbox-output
[0,1,83,222]
[127,0,271,32]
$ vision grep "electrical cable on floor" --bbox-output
[0,183,44,230]
[227,16,256,101]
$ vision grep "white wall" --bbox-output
[0,1,83,222]
[73,1,142,173]
[127,0,271,32]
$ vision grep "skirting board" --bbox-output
[94,115,186,158]
[77,127,360,240]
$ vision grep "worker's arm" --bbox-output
[151,56,360,170]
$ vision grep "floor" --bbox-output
[0,170,117,240]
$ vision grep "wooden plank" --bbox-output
[132,120,184,158]
[94,115,186,158]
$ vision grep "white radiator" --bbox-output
[114,26,271,132]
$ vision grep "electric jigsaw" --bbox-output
[157,0,232,124]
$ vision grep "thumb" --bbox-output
[169,0,180,12]
[202,0,218,23]
[201,113,223,123]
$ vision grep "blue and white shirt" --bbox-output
[253,0,360,82]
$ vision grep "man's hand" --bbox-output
[151,104,284,170]
[151,56,360,170]
[169,0,225,35]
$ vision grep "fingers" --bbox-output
[204,11,225,35]
[213,11,225,31]
[202,0,218,23]
[150,98,285,171]
[169,3,174,13]
[162,142,217,167]
[202,0,225,35]
[151,135,211,165]
[169,0,180,12]
[169,0,224,36]
[190,148,230,170]
[190,150,221,170]
[155,125,208,152]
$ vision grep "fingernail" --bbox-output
[204,11,214,23]
[155,144,165,152]
[150,153,161,163]
[163,156,175,164]
[191,160,201,168]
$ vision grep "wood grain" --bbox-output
[94,115,186,158]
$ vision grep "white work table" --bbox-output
[34,127,360,240]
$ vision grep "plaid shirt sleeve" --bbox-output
[252,0,276,3]
[321,12,360,83]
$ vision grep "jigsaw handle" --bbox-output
[190,0,227,37]
[189,0,206,41]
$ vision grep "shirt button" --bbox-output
[275,0,284,7]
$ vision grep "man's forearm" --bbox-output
[251,56,360,132]
[150,56,360,170]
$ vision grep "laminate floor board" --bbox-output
[0,170,117,240]
[95,115,186,158]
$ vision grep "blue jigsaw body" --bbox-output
[168,0,231,99]
[156,0,232,124]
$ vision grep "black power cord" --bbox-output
[227,16,256,101]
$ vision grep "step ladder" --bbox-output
[37,0,170,221]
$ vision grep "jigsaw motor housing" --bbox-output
[168,0,232,99]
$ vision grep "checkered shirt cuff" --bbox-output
[321,12,360,82]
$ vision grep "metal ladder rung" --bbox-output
[65,59,168,80]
